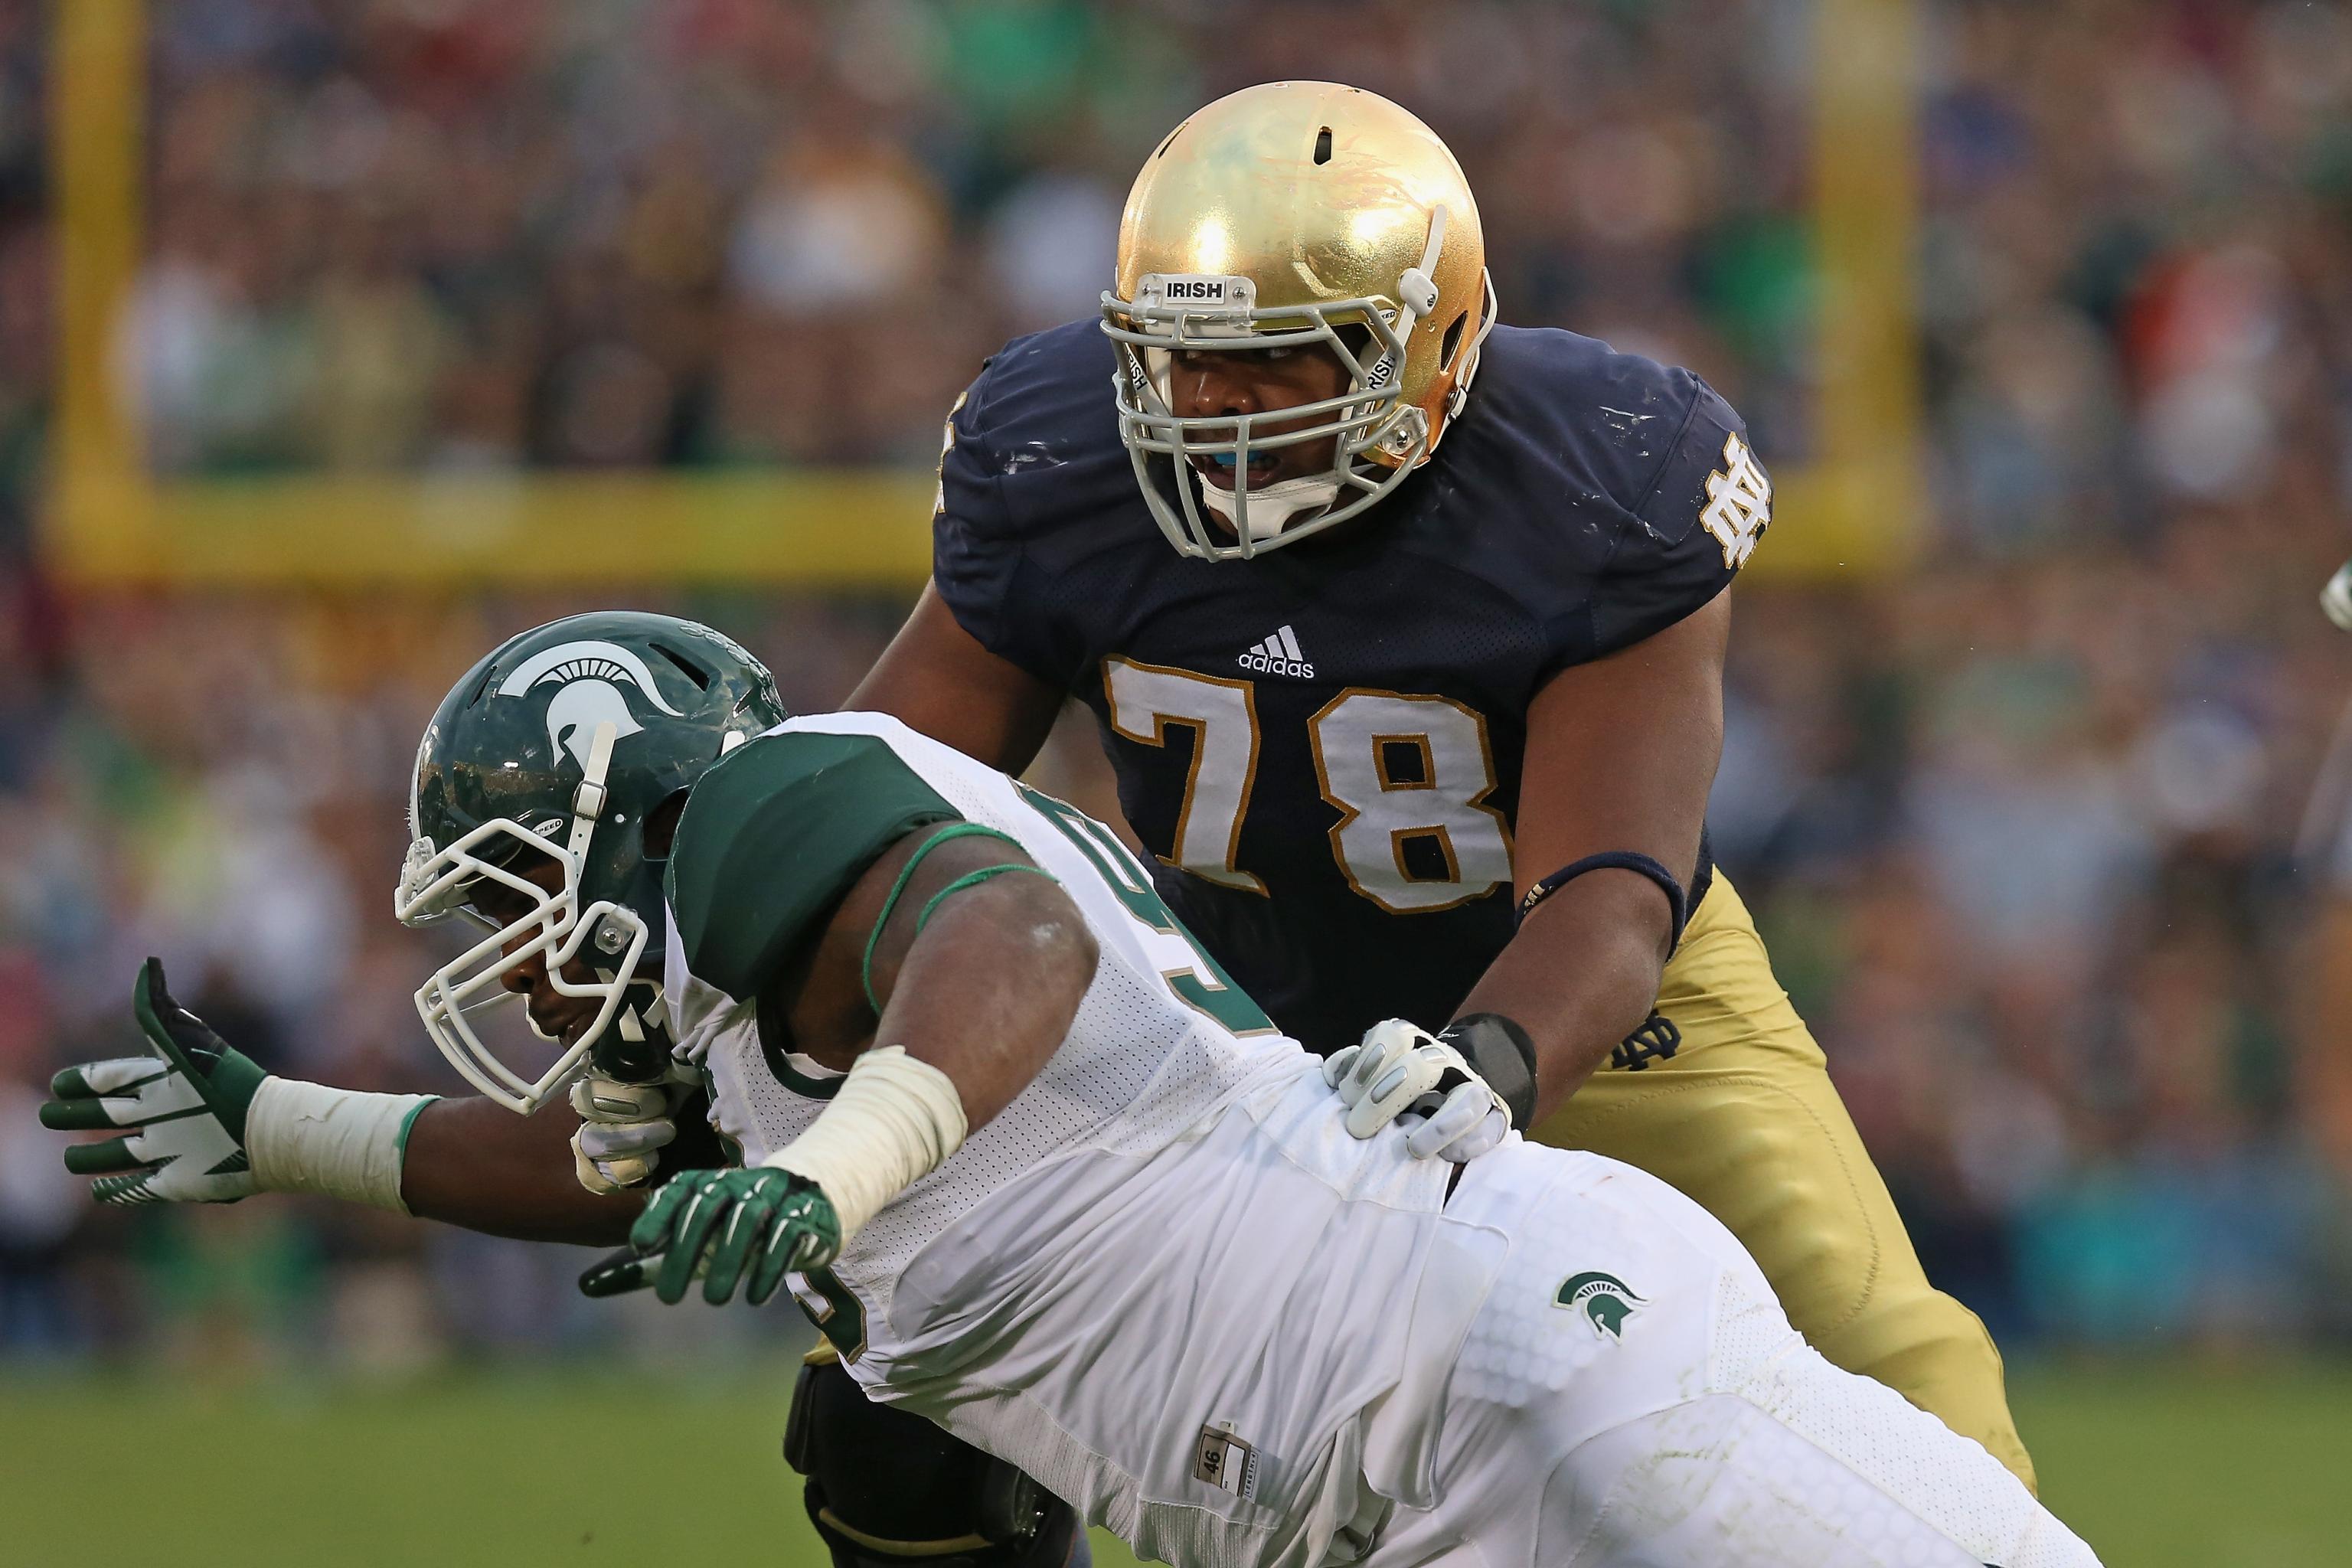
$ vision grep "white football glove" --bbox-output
[569,1070,694,1195]
[1323,1018,1510,1164]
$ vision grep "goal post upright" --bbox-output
[44,0,1922,588]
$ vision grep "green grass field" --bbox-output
[7,1359,2347,1566]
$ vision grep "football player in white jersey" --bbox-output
[43,614,2099,1568]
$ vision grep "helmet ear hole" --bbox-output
[1333,322,1374,372]
[1440,310,1469,372]
[642,789,690,861]
[1314,126,1333,165]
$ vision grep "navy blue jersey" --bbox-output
[934,319,1764,1054]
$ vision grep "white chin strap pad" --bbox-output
[1195,466,1343,541]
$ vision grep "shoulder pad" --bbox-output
[1447,327,1763,663]
[667,730,960,1001]
[932,320,1145,686]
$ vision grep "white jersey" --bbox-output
[661,714,2095,1568]
[665,714,1495,1568]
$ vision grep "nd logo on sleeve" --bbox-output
[1700,431,1772,569]
[1556,1271,1645,1340]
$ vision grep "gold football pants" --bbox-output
[1527,874,2037,1493]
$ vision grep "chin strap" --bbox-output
[564,720,619,864]
[1358,203,1448,397]
[1393,205,1447,342]
[1357,205,1449,465]
[1194,466,1342,538]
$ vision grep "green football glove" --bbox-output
[39,958,269,1205]
[587,1165,841,1307]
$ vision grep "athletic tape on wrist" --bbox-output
[247,1077,438,1214]
[1437,1013,1539,1130]
[765,1046,966,1243]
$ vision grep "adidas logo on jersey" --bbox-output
[1237,626,1314,679]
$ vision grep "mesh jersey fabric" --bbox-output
[663,713,1497,1568]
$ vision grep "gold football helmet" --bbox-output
[1101,81,1496,560]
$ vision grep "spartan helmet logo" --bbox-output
[1555,1271,1645,1341]
[495,641,686,770]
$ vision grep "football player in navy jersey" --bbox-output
[844,79,2038,1499]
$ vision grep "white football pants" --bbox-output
[1365,1144,2100,1568]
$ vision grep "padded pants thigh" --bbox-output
[1529,874,2036,1492]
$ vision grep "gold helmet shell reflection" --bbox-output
[1102,81,1497,560]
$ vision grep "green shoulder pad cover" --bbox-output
[666,730,961,1002]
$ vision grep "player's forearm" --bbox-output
[237,1079,635,1244]
[1452,869,1671,1123]
[400,1096,641,1246]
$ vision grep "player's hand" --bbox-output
[607,1165,842,1306]
[1324,1018,1509,1163]
[568,1070,691,1194]
[39,959,270,1204]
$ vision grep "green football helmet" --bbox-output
[396,612,788,1112]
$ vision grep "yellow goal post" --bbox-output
[47,0,1919,588]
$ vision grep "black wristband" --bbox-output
[1517,851,1690,952]
[1437,1012,1540,1131]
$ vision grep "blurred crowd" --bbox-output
[3,0,2352,1369]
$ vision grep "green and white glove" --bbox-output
[580,1165,841,1307]
[41,958,267,1205]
